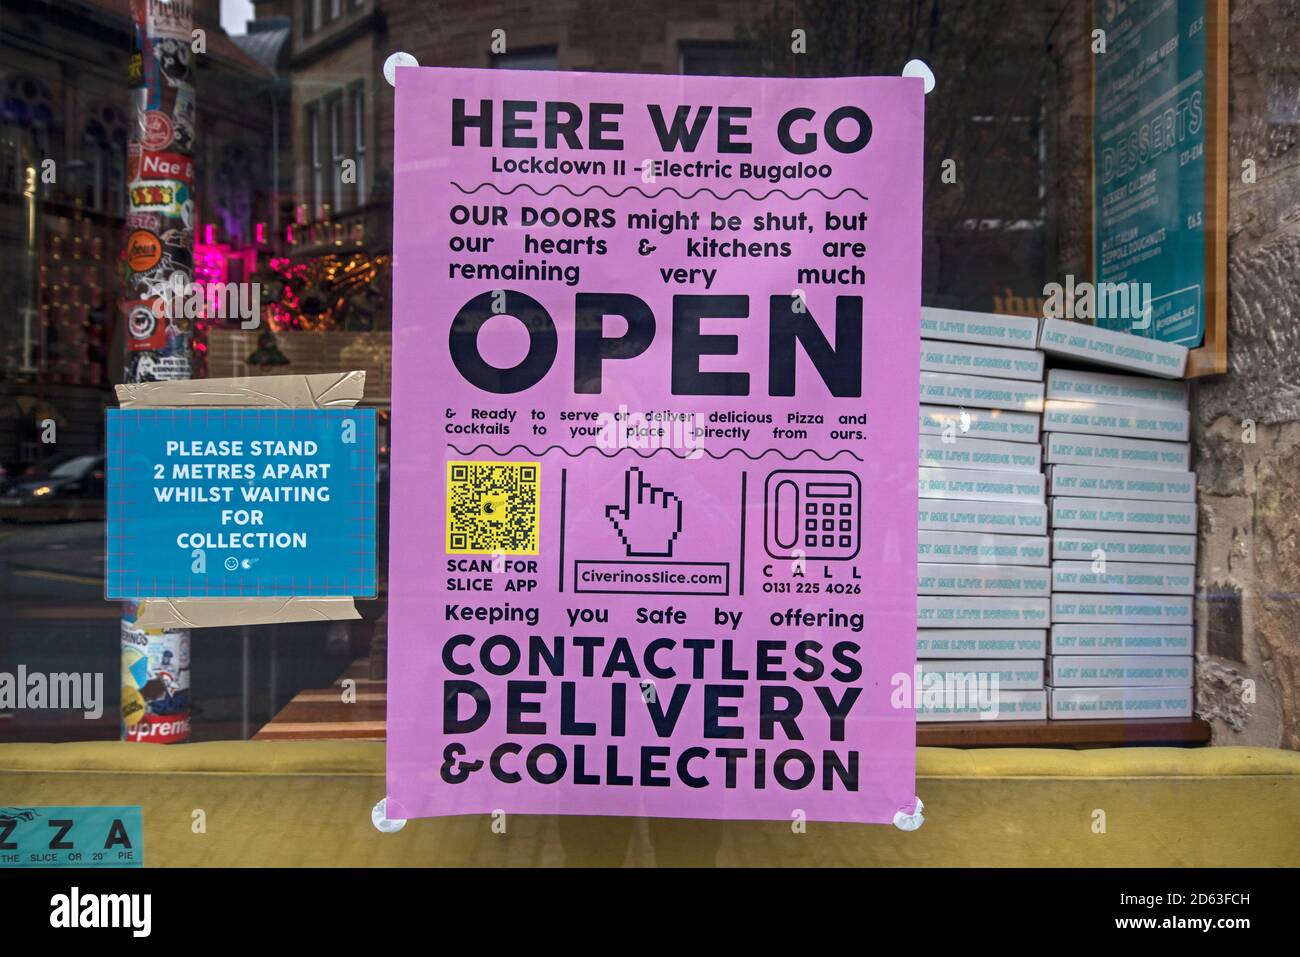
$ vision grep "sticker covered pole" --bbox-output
[119,0,196,744]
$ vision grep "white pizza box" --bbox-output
[1038,316,1188,378]
[919,467,1045,504]
[920,371,1045,413]
[918,595,1052,628]
[920,404,1041,444]
[920,306,1041,350]
[918,628,1047,659]
[919,499,1048,536]
[1048,655,1194,687]
[918,530,1049,566]
[1051,560,1195,596]
[1052,530,1196,565]
[1045,368,1189,410]
[917,689,1048,722]
[919,434,1042,473]
[920,338,1045,381]
[1050,624,1193,656]
[1051,592,1193,625]
[1049,685,1194,719]
[919,659,1045,690]
[1050,496,1197,533]
[1043,431,1191,472]
[1047,465,1196,502]
[1042,399,1190,442]
[917,562,1050,597]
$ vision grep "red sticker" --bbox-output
[141,111,173,151]
[124,299,167,351]
[137,149,195,184]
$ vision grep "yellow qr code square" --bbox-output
[446,461,540,555]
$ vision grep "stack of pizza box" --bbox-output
[914,307,1050,722]
[1037,318,1196,720]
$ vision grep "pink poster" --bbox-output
[387,67,922,824]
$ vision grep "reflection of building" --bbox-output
[255,0,1055,337]
[0,0,276,468]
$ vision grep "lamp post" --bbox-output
[119,0,196,744]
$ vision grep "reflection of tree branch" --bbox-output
[737,0,1053,302]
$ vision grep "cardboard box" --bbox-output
[920,403,1040,443]
[918,628,1047,659]
[919,466,1045,504]
[1045,368,1189,410]
[1051,592,1193,625]
[1049,624,1193,655]
[920,371,1045,412]
[917,562,1051,597]
[920,306,1040,350]
[1049,686,1193,719]
[919,499,1049,536]
[918,530,1049,566]
[1047,465,1196,501]
[1042,399,1190,442]
[919,659,1045,690]
[917,689,1048,722]
[1051,561,1195,595]
[918,595,1052,628]
[920,338,1045,381]
[919,434,1042,472]
[1048,655,1193,687]
[1050,496,1197,533]
[1052,530,1196,565]
[1038,317,1188,378]
[1043,431,1191,472]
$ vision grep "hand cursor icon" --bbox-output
[605,467,683,557]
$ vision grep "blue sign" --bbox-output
[1093,0,1209,348]
[0,806,143,868]
[106,408,377,598]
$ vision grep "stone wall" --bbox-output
[1194,0,1300,749]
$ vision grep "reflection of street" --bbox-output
[0,521,371,742]
[0,522,118,741]
[0,522,108,613]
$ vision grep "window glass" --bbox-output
[0,0,1285,874]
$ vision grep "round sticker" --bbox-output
[141,110,173,150]
[128,303,158,341]
[126,229,163,272]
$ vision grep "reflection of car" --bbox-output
[0,453,106,522]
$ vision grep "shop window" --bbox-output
[76,107,127,216]
[304,0,322,34]
[308,104,323,217]
[329,95,344,212]
[215,143,257,246]
[1,75,55,192]
[352,85,367,206]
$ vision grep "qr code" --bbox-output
[446,461,540,555]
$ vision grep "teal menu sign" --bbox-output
[1093,0,1210,348]
[0,806,143,868]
